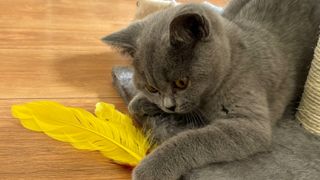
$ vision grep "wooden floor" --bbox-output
[0,0,227,179]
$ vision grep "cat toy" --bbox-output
[12,101,151,167]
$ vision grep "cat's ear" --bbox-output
[102,23,141,57]
[170,13,210,47]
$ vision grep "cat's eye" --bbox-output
[136,1,140,7]
[174,78,189,90]
[145,84,158,93]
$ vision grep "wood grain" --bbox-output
[0,0,227,179]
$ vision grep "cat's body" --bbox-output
[103,0,320,179]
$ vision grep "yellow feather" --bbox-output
[95,102,133,125]
[11,101,151,166]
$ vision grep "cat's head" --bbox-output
[103,4,231,114]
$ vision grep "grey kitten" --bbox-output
[103,0,320,179]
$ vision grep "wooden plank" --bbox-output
[0,0,134,99]
[180,0,228,6]
[0,49,130,99]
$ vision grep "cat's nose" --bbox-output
[164,97,176,112]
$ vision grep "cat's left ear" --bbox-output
[170,12,210,47]
[102,23,142,57]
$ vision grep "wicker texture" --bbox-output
[296,37,320,135]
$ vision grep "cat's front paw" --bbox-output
[132,156,177,180]
[132,165,154,180]
[128,93,162,117]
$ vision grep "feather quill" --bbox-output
[11,101,151,166]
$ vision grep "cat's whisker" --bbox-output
[193,111,202,127]
[183,113,191,127]
[194,108,208,127]
[191,112,199,128]
[186,114,192,127]
[187,113,193,127]
[193,111,201,127]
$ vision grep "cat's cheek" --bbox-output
[176,91,201,113]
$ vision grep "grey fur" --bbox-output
[183,117,320,180]
[112,66,320,180]
[103,0,320,179]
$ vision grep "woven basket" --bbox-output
[296,37,320,135]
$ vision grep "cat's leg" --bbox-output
[128,93,163,119]
[129,93,186,143]
[132,91,272,180]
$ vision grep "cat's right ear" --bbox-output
[169,13,210,47]
[102,23,141,57]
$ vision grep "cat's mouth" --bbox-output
[160,105,190,114]
[160,102,195,114]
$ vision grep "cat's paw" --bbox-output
[132,156,177,180]
[128,94,162,120]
